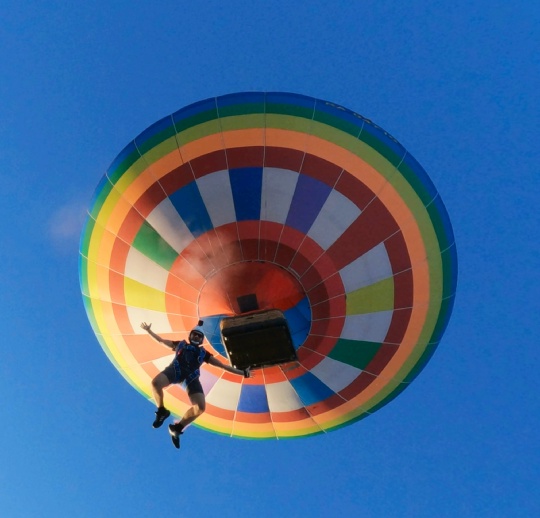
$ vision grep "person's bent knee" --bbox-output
[152,373,170,390]
[190,394,206,416]
[193,403,205,417]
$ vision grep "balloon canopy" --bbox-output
[79,92,457,439]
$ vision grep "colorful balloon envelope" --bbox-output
[79,92,457,439]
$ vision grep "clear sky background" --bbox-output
[1,1,539,517]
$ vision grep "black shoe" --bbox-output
[168,423,183,449]
[152,407,170,428]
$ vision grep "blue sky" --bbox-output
[1,1,539,516]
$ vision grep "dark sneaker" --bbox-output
[152,407,170,428]
[168,423,183,449]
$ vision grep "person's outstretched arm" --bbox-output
[140,322,176,349]
[207,355,253,378]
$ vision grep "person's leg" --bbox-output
[179,392,206,428]
[151,372,172,428]
[151,372,171,408]
[168,379,205,447]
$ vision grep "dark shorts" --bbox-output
[162,362,204,397]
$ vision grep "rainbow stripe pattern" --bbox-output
[79,92,457,439]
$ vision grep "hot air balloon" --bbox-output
[79,92,457,439]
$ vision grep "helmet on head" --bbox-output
[189,329,205,346]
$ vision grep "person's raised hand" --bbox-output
[141,322,152,332]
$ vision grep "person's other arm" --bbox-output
[207,355,252,377]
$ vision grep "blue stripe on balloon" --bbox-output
[217,91,266,109]
[286,174,332,234]
[265,91,317,111]
[360,120,407,162]
[401,152,438,204]
[169,182,213,237]
[291,328,310,350]
[171,97,217,126]
[314,100,366,135]
[238,384,270,413]
[445,243,458,295]
[284,297,311,349]
[88,174,113,218]
[295,295,312,321]
[107,140,139,184]
[289,372,335,407]
[134,115,173,147]
[429,194,455,252]
[199,315,227,356]
[230,167,263,221]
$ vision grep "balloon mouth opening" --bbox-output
[198,261,306,317]
[197,261,307,367]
